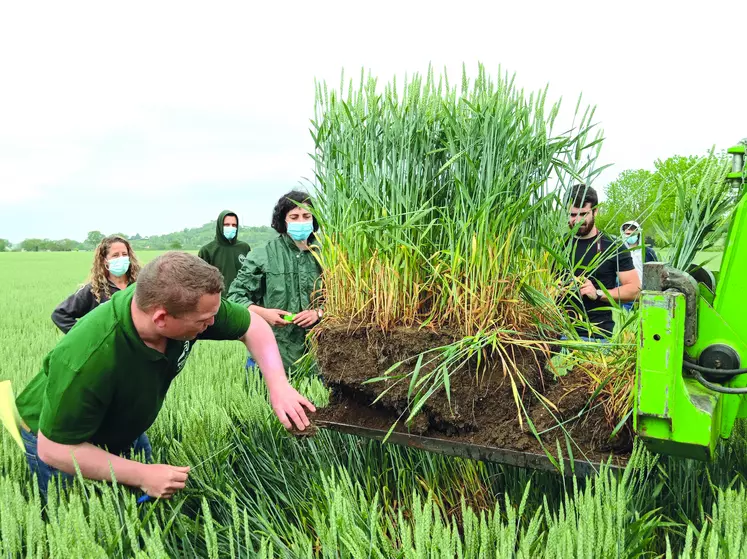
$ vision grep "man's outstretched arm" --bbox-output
[239,310,316,430]
[37,431,189,499]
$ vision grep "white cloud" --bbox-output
[0,0,744,241]
[0,144,90,203]
[100,150,307,193]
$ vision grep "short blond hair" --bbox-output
[135,252,224,316]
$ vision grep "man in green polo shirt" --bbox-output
[16,251,315,499]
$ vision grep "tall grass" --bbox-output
[311,65,600,337]
[655,152,734,270]
[309,65,615,436]
[2,251,747,556]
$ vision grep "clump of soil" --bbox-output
[290,422,319,438]
[313,325,631,464]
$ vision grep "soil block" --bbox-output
[313,325,631,467]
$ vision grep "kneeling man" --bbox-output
[16,251,315,499]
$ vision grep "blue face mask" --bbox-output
[287,221,314,242]
[223,226,237,240]
[108,256,130,277]
[625,234,639,246]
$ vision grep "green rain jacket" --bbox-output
[197,210,251,291]
[227,234,322,371]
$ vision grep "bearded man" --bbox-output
[566,184,640,339]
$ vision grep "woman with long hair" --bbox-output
[51,235,141,333]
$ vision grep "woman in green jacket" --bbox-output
[228,191,323,372]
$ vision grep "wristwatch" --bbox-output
[316,309,323,319]
[595,289,604,299]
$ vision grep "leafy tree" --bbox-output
[648,155,704,232]
[20,238,44,252]
[0,239,9,252]
[85,230,105,247]
[600,152,728,243]
[54,239,83,251]
[169,240,183,249]
[657,154,732,268]
[597,169,653,234]
[17,238,82,252]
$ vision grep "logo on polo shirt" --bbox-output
[238,254,246,265]
[176,341,192,373]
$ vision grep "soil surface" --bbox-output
[312,325,631,466]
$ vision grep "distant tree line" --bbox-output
[1,223,278,252]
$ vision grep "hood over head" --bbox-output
[620,220,641,234]
[621,220,642,245]
[216,210,239,245]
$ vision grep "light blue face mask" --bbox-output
[108,256,130,277]
[287,221,314,242]
[625,234,639,246]
[223,226,237,240]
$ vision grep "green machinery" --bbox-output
[635,145,747,460]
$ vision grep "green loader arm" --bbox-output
[635,145,747,460]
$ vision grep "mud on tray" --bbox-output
[312,325,631,465]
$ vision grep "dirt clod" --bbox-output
[313,325,631,465]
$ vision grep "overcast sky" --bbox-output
[0,1,744,244]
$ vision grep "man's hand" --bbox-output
[139,464,190,499]
[579,279,598,300]
[292,310,319,328]
[268,381,317,430]
[253,307,291,327]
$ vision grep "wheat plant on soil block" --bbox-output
[308,65,630,463]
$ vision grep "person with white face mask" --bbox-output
[228,190,323,373]
[51,236,141,333]
[619,221,658,311]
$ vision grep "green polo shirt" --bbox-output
[16,284,250,455]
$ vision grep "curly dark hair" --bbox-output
[271,190,319,234]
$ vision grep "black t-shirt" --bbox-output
[569,232,634,336]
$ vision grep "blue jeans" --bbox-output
[21,429,152,497]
